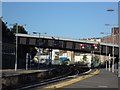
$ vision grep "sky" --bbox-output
[2,2,118,39]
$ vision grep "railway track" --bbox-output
[15,66,90,90]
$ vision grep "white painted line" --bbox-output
[98,85,108,88]
[82,69,92,74]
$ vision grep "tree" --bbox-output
[11,25,27,34]
[92,55,100,68]
[2,20,14,43]
[83,55,88,62]
[61,60,68,65]
[94,55,99,63]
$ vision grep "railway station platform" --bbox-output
[1,68,49,90]
[1,69,48,77]
[63,69,118,89]
[63,69,119,90]
[1,65,71,90]
[44,69,119,90]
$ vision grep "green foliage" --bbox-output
[94,55,99,63]
[79,61,85,64]
[77,61,88,66]
[68,61,75,64]
[61,61,68,65]
[2,20,14,43]
[54,58,59,61]
[2,20,28,44]
[83,55,88,61]
[11,25,27,34]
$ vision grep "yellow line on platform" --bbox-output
[42,69,100,89]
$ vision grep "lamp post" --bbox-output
[33,32,47,69]
[15,23,18,71]
[98,42,101,68]
[9,23,19,71]
[105,24,118,73]
[100,32,110,70]
[112,27,115,73]
[10,23,26,71]
[106,8,120,75]
[119,2,120,78]
[108,53,111,71]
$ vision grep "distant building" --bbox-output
[59,51,74,61]
[101,27,119,45]
[79,37,101,42]
[52,49,60,60]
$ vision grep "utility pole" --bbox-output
[100,32,110,70]
[33,32,47,69]
[15,23,18,71]
[106,37,108,70]
[108,54,111,71]
[9,23,26,71]
[99,42,101,68]
[118,2,120,77]
[112,27,115,73]
[106,8,119,75]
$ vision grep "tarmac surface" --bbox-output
[63,69,118,88]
